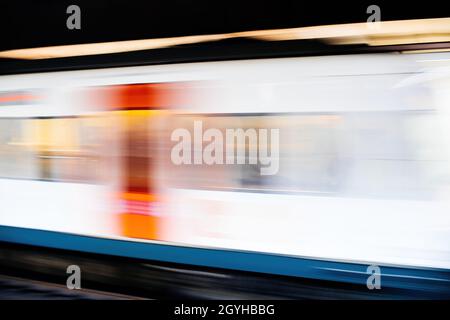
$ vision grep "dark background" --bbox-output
[0,0,449,51]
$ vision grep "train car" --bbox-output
[1,43,450,298]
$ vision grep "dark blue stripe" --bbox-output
[0,225,449,294]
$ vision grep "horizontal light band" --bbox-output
[0,17,449,60]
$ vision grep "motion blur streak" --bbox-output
[0,18,450,59]
[1,49,450,297]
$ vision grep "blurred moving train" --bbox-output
[1,44,450,298]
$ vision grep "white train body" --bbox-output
[1,51,450,272]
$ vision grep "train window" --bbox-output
[403,111,449,197]
[32,117,104,183]
[163,111,443,199]
[0,117,105,183]
[0,118,39,179]
[163,114,342,194]
[340,112,437,199]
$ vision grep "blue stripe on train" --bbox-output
[0,225,449,295]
